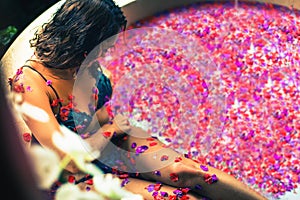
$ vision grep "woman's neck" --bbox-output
[27,58,79,80]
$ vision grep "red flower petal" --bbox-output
[149,142,158,146]
[22,132,31,142]
[180,195,190,200]
[102,131,111,138]
[174,156,182,162]
[169,195,177,200]
[160,155,169,161]
[13,84,25,93]
[181,188,190,194]
[154,183,162,191]
[118,173,129,179]
[169,173,179,182]
[68,175,76,184]
[85,179,93,185]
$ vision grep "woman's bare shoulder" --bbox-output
[9,64,50,102]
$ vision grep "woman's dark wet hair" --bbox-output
[30,0,127,69]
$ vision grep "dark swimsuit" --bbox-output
[21,64,114,176]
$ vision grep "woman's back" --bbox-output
[10,59,113,135]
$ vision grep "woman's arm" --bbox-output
[84,113,131,152]
[11,72,79,172]
[10,69,128,174]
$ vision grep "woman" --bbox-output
[9,0,268,199]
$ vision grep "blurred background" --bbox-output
[0,1,56,199]
[0,0,59,58]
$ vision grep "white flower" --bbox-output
[55,183,104,200]
[52,125,102,176]
[53,125,100,161]
[121,195,144,200]
[28,145,61,189]
[12,93,50,123]
[51,123,143,200]
[19,102,50,122]
[78,162,104,178]
[93,174,143,200]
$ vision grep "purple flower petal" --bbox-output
[131,142,137,149]
[200,165,209,171]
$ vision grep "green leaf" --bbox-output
[0,26,18,46]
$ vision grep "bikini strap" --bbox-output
[22,65,63,108]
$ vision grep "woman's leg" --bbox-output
[114,127,268,200]
[123,177,206,200]
[66,173,204,199]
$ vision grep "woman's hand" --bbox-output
[84,114,131,154]
[109,113,131,135]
